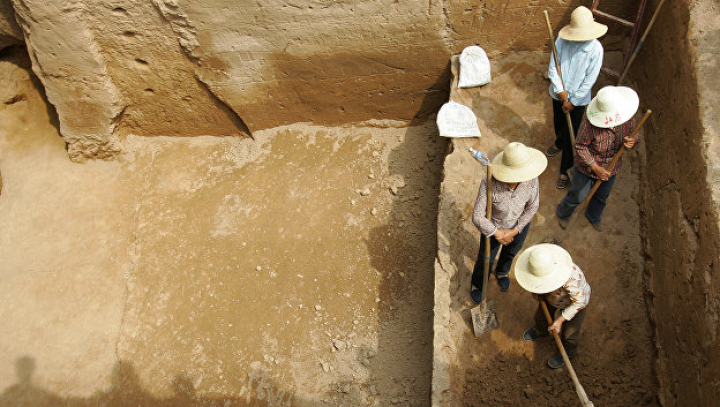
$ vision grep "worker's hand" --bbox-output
[557,91,569,103]
[531,293,541,301]
[548,316,566,335]
[562,100,575,113]
[623,135,636,149]
[494,228,518,246]
[591,164,611,181]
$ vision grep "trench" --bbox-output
[434,52,658,407]
[1,0,718,406]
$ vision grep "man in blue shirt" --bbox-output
[546,6,607,190]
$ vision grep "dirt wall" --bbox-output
[0,0,21,50]
[633,0,720,405]
[6,0,632,161]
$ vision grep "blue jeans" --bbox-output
[471,223,531,292]
[556,167,616,224]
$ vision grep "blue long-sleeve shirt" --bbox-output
[547,38,604,107]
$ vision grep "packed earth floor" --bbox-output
[0,49,446,407]
[439,52,659,406]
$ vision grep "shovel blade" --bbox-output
[471,300,499,337]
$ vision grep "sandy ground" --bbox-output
[436,52,659,407]
[0,49,446,407]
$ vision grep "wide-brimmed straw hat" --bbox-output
[586,86,639,128]
[558,6,608,41]
[515,244,573,294]
[491,142,547,183]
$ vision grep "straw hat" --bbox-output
[586,86,639,128]
[491,142,547,183]
[515,244,573,294]
[558,6,608,42]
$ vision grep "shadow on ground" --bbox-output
[0,355,376,407]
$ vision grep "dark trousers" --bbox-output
[556,167,617,224]
[471,223,531,292]
[534,303,587,357]
[552,99,585,176]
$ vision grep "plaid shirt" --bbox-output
[574,116,636,179]
[546,264,591,321]
[472,177,540,237]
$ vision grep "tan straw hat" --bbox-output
[558,6,608,41]
[586,86,639,128]
[515,244,573,294]
[491,142,547,183]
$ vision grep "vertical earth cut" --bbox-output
[634,0,720,406]
[12,0,125,161]
[3,0,634,161]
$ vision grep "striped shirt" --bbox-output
[574,116,636,179]
[546,264,591,321]
[472,177,540,237]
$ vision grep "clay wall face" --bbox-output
[634,0,720,405]
[0,0,21,49]
[7,0,633,161]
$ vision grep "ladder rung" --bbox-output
[592,9,635,27]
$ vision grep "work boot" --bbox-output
[556,174,570,189]
[496,274,510,292]
[547,354,565,369]
[546,145,561,157]
[590,220,604,232]
[522,327,548,342]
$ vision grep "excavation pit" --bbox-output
[0,1,719,407]
[0,47,446,406]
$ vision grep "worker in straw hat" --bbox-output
[516,243,591,369]
[470,142,547,303]
[546,6,607,190]
[556,85,640,232]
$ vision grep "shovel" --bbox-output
[471,164,499,337]
[540,298,594,407]
[618,0,667,85]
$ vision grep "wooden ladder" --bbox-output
[590,0,648,78]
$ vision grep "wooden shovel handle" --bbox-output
[540,299,594,407]
[480,165,493,303]
[618,0,667,85]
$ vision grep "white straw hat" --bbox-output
[491,142,548,183]
[586,86,639,128]
[515,244,573,294]
[558,6,608,42]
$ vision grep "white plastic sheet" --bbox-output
[458,46,491,88]
[436,101,481,138]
